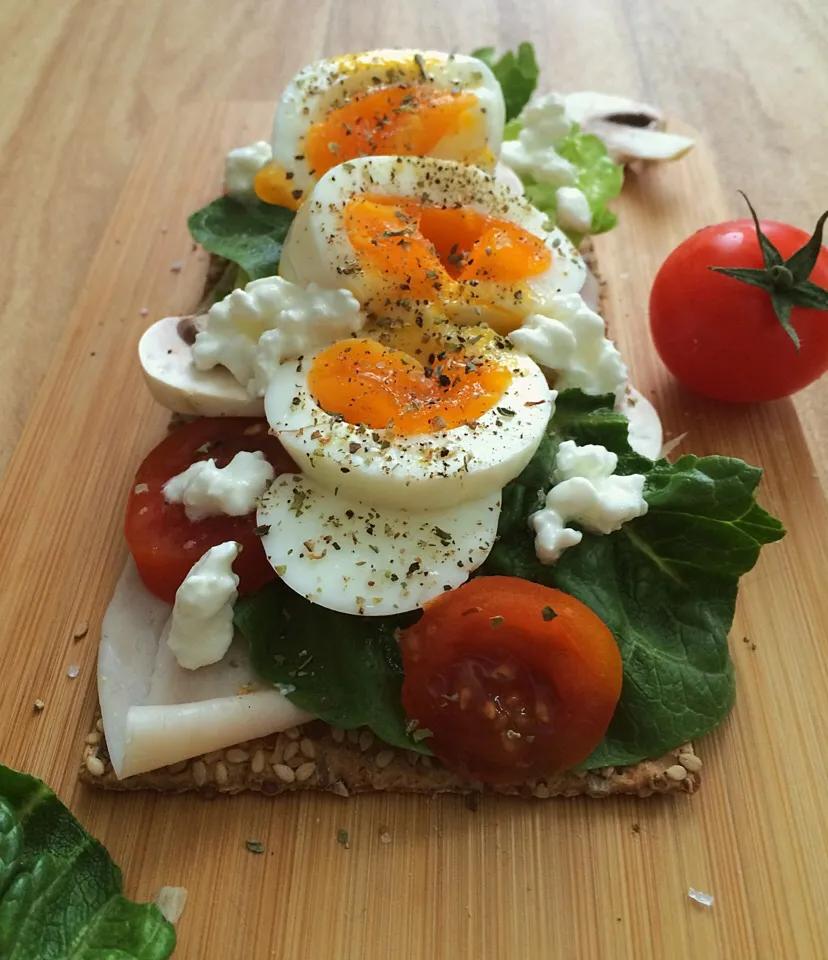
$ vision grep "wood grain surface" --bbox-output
[0,0,827,487]
[0,101,827,959]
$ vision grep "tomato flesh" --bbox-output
[649,218,828,402]
[400,577,622,784]
[124,418,294,603]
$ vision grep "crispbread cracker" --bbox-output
[80,717,700,799]
[84,243,693,801]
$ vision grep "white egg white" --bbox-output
[258,473,501,616]
[264,341,553,511]
[270,50,506,198]
[279,155,587,332]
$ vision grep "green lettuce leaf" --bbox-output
[0,765,176,959]
[235,580,431,754]
[472,43,539,122]
[188,196,294,280]
[522,127,623,243]
[481,391,785,768]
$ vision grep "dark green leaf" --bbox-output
[735,501,787,543]
[478,390,785,769]
[235,580,431,753]
[471,43,539,121]
[557,541,738,768]
[0,765,175,959]
[783,208,828,282]
[188,195,295,280]
[738,191,783,268]
[770,291,800,348]
[709,265,775,292]
[549,390,649,469]
[785,278,828,310]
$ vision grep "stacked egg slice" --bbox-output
[140,50,647,621]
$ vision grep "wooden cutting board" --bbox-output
[1,104,826,960]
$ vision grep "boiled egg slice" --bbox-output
[264,333,553,511]
[255,50,505,210]
[279,155,586,335]
[257,473,500,616]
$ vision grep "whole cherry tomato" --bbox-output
[650,196,828,402]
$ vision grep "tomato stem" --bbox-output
[769,264,794,290]
[709,193,828,351]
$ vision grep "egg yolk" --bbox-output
[254,164,304,210]
[344,195,552,302]
[303,86,486,180]
[308,338,512,436]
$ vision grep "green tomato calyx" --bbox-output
[709,191,828,351]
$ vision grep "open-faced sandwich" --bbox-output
[81,45,784,801]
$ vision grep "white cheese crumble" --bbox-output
[167,541,240,670]
[499,93,577,187]
[508,293,627,400]
[224,140,272,199]
[193,276,366,397]
[530,441,648,564]
[163,450,275,522]
[555,186,592,233]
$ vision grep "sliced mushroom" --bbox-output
[564,91,665,131]
[139,315,264,418]
[563,91,694,164]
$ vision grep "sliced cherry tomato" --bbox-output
[650,203,828,402]
[124,418,294,603]
[399,577,622,784]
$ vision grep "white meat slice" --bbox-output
[98,559,312,779]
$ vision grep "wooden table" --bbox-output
[1,3,828,959]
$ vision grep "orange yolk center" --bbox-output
[344,196,552,301]
[305,86,480,179]
[254,164,304,210]
[308,338,512,436]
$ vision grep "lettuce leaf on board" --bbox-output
[188,196,294,281]
[235,580,431,754]
[472,44,539,122]
[481,391,785,768]
[0,765,176,960]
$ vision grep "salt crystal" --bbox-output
[688,887,714,907]
[139,307,149,317]
[170,260,184,273]
[379,831,392,845]
[67,664,80,678]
